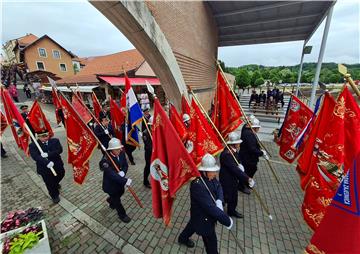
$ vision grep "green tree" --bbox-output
[254,78,264,87]
[236,69,250,88]
[279,68,293,83]
[251,70,262,87]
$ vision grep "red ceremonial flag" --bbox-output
[151,98,200,226]
[0,87,29,154]
[92,92,102,119]
[212,70,243,138]
[51,88,62,125]
[181,95,191,115]
[297,93,337,189]
[60,95,97,184]
[1,110,8,135]
[169,104,188,142]
[278,95,313,163]
[305,152,360,254]
[110,98,125,140]
[120,92,126,108]
[28,101,54,138]
[72,94,92,124]
[187,99,223,165]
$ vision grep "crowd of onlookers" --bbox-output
[248,88,284,114]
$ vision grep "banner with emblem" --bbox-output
[151,98,200,226]
[305,152,360,254]
[0,87,29,154]
[72,94,92,124]
[28,101,54,138]
[169,104,188,142]
[187,99,223,166]
[60,94,97,184]
[278,95,313,163]
[1,110,8,135]
[212,70,243,138]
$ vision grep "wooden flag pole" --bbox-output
[54,87,143,208]
[216,62,280,183]
[216,62,272,156]
[187,87,273,220]
[338,64,360,97]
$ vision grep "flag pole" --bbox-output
[216,62,280,183]
[54,86,143,208]
[187,86,274,220]
[0,86,56,176]
[216,61,272,156]
[338,64,360,97]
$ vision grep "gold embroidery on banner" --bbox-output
[179,158,191,178]
[305,208,324,227]
[200,138,218,153]
[153,115,161,130]
[334,96,356,119]
[306,244,325,254]
[319,196,332,207]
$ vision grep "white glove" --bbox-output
[248,178,256,188]
[262,149,270,160]
[125,178,132,187]
[89,122,93,126]
[47,161,54,169]
[238,164,245,172]
[215,199,223,211]
[41,152,48,158]
[104,129,109,135]
[226,217,233,230]
[118,171,125,177]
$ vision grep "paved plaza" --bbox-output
[1,104,312,254]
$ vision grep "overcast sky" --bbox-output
[1,0,359,67]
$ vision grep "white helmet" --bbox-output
[107,138,123,150]
[227,132,243,145]
[251,118,261,128]
[183,113,190,123]
[148,116,153,125]
[198,153,220,172]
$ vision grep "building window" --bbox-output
[52,50,61,59]
[38,48,47,57]
[59,63,67,72]
[36,61,45,70]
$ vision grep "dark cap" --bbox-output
[99,115,109,122]
[20,105,29,110]
[36,130,49,137]
[142,108,149,113]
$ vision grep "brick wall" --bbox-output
[24,38,74,78]
[147,1,218,109]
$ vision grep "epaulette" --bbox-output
[193,178,200,184]
[101,161,109,169]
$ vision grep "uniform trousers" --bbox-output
[144,149,151,184]
[108,193,126,218]
[39,167,65,199]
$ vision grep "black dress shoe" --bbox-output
[119,215,131,223]
[228,211,244,219]
[130,161,136,165]
[239,187,251,195]
[1,154,8,158]
[178,238,195,248]
[143,182,151,189]
[58,184,62,190]
[106,197,114,209]
[52,196,60,204]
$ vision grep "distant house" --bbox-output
[55,49,164,104]
[3,33,76,79]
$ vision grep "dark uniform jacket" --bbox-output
[99,110,111,121]
[29,138,64,175]
[94,124,115,148]
[142,129,152,153]
[100,152,128,195]
[240,126,263,166]
[189,177,231,236]
[220,148,249,192]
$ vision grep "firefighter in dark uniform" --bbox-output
[141,108,151,132]
[220,132,255,217]
[100,138,132,223]
[178,154,233,254]
[29,130,65,203]
[142,116,153,188]
[94,115,114,152]
[99,104,111,121]
[20,104,34,134]
[182,114,194,153]
[240,117,269,179]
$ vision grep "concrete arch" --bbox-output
[90,1,189,108]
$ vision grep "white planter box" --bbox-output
[0,220,51,254]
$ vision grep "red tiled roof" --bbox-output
[57,49,145,84]
[17,34,39,46]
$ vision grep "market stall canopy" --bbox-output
[207,1,335,46]
[98,76,161,86]
[41,85,99,93]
